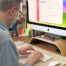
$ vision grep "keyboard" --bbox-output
[15,41,52,62]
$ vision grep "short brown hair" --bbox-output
[0,0,23,11]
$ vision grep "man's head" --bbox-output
[0,0,23,27]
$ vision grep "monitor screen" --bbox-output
[27,0,66,36]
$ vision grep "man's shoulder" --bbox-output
[0,28,11,44]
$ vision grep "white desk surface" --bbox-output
[16,43,66,66]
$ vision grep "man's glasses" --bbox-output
[16,8,24,17]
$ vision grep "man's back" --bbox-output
[0,23,19,66]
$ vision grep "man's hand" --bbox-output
[19,45,35,55]
[27,51,43,65]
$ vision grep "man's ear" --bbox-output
[8,6,16,16]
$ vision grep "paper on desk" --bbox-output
[14,41,29,49]
[40,53,52,62]
[15,41,25,45]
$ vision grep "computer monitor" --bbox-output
[26,0,66,37]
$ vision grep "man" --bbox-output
[0,0,43,66]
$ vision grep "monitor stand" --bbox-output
[29,33,66,56]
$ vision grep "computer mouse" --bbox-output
[49,61,61,66]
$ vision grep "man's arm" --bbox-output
[0,39,31,66]
[0,40,19,66]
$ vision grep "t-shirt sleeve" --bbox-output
[0,40,19,66]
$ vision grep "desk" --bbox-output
[18,44,66,66]
[13,36,66,66]
[12,36,30,43]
